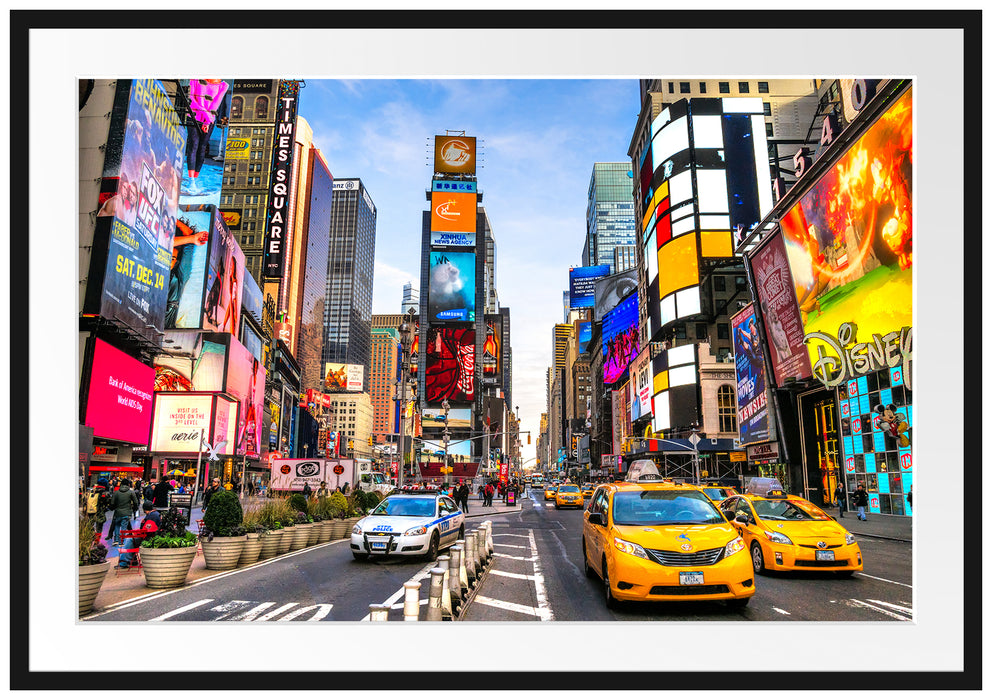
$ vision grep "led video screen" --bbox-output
[428,251,476,322]
[430,191,477,234]
[424,327,476,405]
[602,292,640,385]
[569,265,610,309]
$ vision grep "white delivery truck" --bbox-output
[325,457,393,495]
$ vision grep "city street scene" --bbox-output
[76,75,914,625]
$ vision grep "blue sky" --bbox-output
[297,79,642,463]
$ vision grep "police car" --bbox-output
[350,489,466,561]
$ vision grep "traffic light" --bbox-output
[528,434,531,445]
[348,439,354,450]
[368,436,374,446]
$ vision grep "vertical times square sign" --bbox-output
[263,80,300,279]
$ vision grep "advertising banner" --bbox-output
[430,191,477,234]
[629,347,652,422]
[263,80,301,278]
[483,316,502,378]
[577,321,592,355]
[324,363,365,392]
[602,292,640,385]
[270,458,327,492]
[611,390,622,456]
[226,337,265,458]
[166,207,212,329]
[212,395,238,454]
[84,338,155,445]
[779,88,913,372]
[731,304,771,444]
[750,232,813,385]
[425,327,476,405]
[432,179,477,193]
[92,79,184,341]
[223,134,250,160]
[428,251,476,322]
[434,135,477,175]
[202,206,245,334]
[430,231,476,249]
[179,79,231,208]
[569,265,611,309]
[594,269,639,321]
[154,331,227,392]
[242,272,264,325]
[150,393,215,452]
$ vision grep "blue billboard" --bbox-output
[428,250,476,323]
[602,292,639,385]
[577,321,592,354]
[732,304,770,444]
[569,265,610,309]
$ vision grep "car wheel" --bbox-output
[582,540,596,579]
[603,559,621,610]
[750,541,765,574]
[425,532,440,561]
[555,503,560,510]
[726,596,751,610]
[457,525,465,540]
[352,552,369,561]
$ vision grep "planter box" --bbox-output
[276,528,294,555]
[330,519,350,541]
[317,520,334,544]
[139,545,198,589]
[201,534,248,571]
[238,532,264,566]
[306,523,321,546]
[290,523,311,550]
[258,530,281,560]
[79,561,112,616]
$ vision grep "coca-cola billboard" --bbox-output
[425,327,476,405]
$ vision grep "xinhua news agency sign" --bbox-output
[263,80,300,279]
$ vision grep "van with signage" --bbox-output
[270,458,392,495]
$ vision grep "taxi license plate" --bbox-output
[679,571,704,585]
[815,550,835,561]
[370,541,387,550]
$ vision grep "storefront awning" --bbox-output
[89,464,143,472]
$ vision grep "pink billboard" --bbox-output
[85,338,155,444]
[226,337,265,457]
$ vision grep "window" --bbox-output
[718,385,737,433]
[668,82,675,93]
[254,96,269,117]
[675,324,687,339]
[714,276,726,292]
[766,122,774,137]
[735,276,747,290]
[763,102,772,116]
[717,323,730,340]
[680,81,691,94]
[758,81,769,94]
[231,96,244,119]
[695,323,708,339]
[738,81,750,93]
[719,82,730,94]
[698,82,707,94]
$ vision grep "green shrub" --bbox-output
[352,490,368,513]
[288,492,309,515]
[241,503,268,533]
[328,491,348,519]
[202,489,245,538]
[142,506,197,548]
[79,516,107,565]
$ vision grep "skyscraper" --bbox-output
[481,207,499,314]
[323,178,376,392]
[584,163,637,274]
[401,282,419,315]
[370,327,399,444]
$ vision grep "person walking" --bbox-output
[152,477,174,510]
[834,481,846,519]
[203,477,222,513]
[107,478,139,546]
[456,481,469,514]
[85,477,114,542]
[302,481,313,498]
[484,481,495,507]
[315,481,329,499]
[853,483,870,521]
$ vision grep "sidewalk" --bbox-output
[832,509,912,542]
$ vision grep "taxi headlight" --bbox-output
[845,532,856,545]
[612,537,649,559]
[763,530,793,545]
[724,536,745,557]
[404,525,428,536]
[352,525,363,535]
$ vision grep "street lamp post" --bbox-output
[441,399,451,487]
[397,318,414,490]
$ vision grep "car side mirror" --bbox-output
[722,510,735,521]
[589,512,606,527]
[734,513,751,525]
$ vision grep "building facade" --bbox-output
[583,162,637,274]
[370,327,400,444]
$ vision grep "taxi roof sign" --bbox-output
[626,459,663,483]
[745,477,785,497]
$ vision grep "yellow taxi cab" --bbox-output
[581,483,595,499]
[544,484,558,501]
[581,460,754,609]
[718,489,862,576]
[699,482,739,505]
[555,483,584,509]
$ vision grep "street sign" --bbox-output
[688,433,701,447]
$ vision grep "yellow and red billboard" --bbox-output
[434,135,476,175]
[430,191,477,234]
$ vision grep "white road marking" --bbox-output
[224,602,278,621]
[473,595,544,618]
[149,599,214,621]
[847,598,912,621]
[489,570,537,582]
[854,572,912,588]
[772,607,791,615]
[389,598,429,610]
[280,603,334,621]
[493,543,528,549]
[255,603,299,621]
[528,529,554,621]
[493,552,537,562]
[492,533,531,538]
[361,561,438,621]
[867,599,913,615]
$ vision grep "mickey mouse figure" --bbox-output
[874,404,910,447]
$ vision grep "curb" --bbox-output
[464,508,521,519]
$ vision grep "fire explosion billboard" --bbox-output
[428,251,476,323]
[263,80,300,278]
[433,135,477,175]
[324,363,365,392]
[779,87,913,370]
[424,327,476,405]
[732,304,770,444]
[602,292,640,385]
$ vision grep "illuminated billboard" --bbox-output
[424,327,476,405]
[432,180,477,193]
[154,331,227,392]
[84,338,155,445]
[179,79,231,208]
[433,135,477,175]
[430,191,477,234]
[779,88,913,371]
[577,321,592,355]
[594,269,638,321]
[568,265,610,309]
[88,79,184,342]
[150,393,218,453]
[483,316,502,378]
[651,344,700,434]
[731,304,771,444]
[226,337,265,457]
[263,80,300,278]
[428,251,476,323]
[629,347,652,422]
[430,231,476,249]
[602,292,640,385]
[202,205,245,334]
[324,363,365,392]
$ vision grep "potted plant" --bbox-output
[313,497,334,544]
[328,492,350,540]
[79,516,111,616]
[139,507,199,589]
[256,501,282,560]
[275,499,295,555]
[199,490,247,571]
[238,504,266,566]
[306,500,322,546]
[344,492,363,532]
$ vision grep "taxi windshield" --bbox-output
[612,490,723,525]
[559,484,580,493]
[371,498,437,518]
[753,499,831,521]
[701,487,731,499]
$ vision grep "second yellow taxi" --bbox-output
[555,483,584,509]
[544,484,558,501]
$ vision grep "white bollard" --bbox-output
[453,540,469,592]
[484,521,494,558]
[449,546,464,609]
[403,581,421,621]
[475,528,488,569]
[368,603,389,622]
[436,555,453,619]
[425,568,445,622]
[464,532,477,582]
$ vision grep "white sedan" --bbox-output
[350,491,465,561]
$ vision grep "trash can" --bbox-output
[507,489,516,506]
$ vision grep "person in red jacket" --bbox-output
[116,509,161,569]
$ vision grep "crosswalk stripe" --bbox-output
[473,595,544,618]
[280,603,334,621]
[255,602,299,621]
[490,570,537,582]
[493,543,527,549]
[149,599,214,621]
[493,552,536,562]
[224,602,278,621]
[848,598,912,621]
